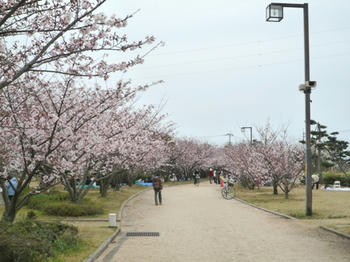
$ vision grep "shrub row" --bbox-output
[0,218,78,262]
[44,202,104,217]
[27,190,104,217]
[323,172,350,187]
[27,189,70,210]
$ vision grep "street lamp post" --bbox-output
[266,3,316,216]
[225,132,234,145]
[241,127,252,144]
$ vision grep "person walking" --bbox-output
[208,168,213,184]
[193,170,197,186]
[152,176,163,206]
[194,170,200,186]
[311,174,319,190]
[219,170,224,187]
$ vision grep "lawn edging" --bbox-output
[234,197,296,220]
[83,187,152,262]
[83,228,121,262]
[235,196,350,241]
[320,226,350,240]
[117,187,152,223]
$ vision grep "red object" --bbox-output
[208,170,213,177]
[220,179,224,187]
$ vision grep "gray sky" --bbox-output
[101,0,350,145]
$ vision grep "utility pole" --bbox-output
[302,3,313,216]
[225,133,234,145]
[241,127,253,144]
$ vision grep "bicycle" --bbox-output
[221,176,236,200]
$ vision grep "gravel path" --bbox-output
[97,182,350,262]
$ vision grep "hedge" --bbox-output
[44,202,103,217]
[27,190,103,217]
[323,172,350,187]
[0,219,78,261]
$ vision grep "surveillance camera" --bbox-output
[306,81,317,88]
[299,81,317,92]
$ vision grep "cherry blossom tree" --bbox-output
[255,124,284,194]
[205,145,227,170]
[0,75,167,221]
[275,142,304,199]
[94,108,173,198]
[168,138,214,179]
[224,143,267,189]
[0,0,166,223]
[0,0,160,91]
[223,123,304,196]
[255,124,304,197]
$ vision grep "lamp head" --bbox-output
[266,4,283,22]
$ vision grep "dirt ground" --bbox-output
[97,182,350,262]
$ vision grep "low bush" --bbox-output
[27,190,103,217]
[44,202,103,217]
[323,172,350,187]
[27,210,37,220]
[0,219,78,262]
[27,190,70,210]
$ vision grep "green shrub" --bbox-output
[44,202,103,217]
[323,172,350,186]
[27,190,70,210]
[26,189,103,217]
[27,211,37,220]
[0,219,78,262]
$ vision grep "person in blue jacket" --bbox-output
[6,175,17,201]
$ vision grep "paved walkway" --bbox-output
[97,182,350,262]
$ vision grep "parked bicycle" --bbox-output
[221,176,236,200]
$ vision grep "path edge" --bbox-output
[83,187,152,262]
[234,197,296,220]
[117,187,152,223]
[320,226,350,240]
[235,197,350,240]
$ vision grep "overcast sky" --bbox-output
[100,0,350,145]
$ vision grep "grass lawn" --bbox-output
[235,185,350,235]
[0,180,193,261]
[0,185,148,262]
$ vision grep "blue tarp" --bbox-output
[80,184,100,189]
[135,182,153,186]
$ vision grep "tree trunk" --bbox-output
[273,182,278,195]
[126,173,133,187]
[318,147,323,184]
[114,184,121,191]
[111,176,121,191]
[66,184,79,203]
[164,174,170,182]
[99,178,109,197]
[70,194,80,203]
[1,200,16,223]
[284,190,289,199]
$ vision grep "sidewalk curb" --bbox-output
[39,219,109,222]
[234,197,296,220]
[83,187,152,262]
[117,187,152,223]
[235,197,350,240]
[84,228,121,262]
[320,226,350,240]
